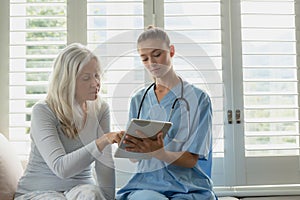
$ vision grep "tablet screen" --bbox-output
[114,119,172,159]
[126,119,172,140]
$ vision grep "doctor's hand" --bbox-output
[124,130,165,156]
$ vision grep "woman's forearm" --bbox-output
[95,135,110,152]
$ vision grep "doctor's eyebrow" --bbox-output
[139,49,162,57]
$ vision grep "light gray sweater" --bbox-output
[15,100,115,199]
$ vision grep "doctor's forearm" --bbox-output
[154,151,198,168]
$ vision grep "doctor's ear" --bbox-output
[169,45,175,57]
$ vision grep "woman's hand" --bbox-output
[105,131,124,145]
[96,131,124,152]
[124,130,165,156]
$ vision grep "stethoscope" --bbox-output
[137,76,190,142]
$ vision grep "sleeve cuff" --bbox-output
[85,141,103,161]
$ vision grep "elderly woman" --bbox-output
[15,43,123,200]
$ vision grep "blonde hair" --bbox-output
[137,25,170,48]
[46,43,101,138]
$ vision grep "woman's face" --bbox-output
[75,58,100,104]
[138,39,174,79]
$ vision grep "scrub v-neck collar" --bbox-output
[148,81,182,107]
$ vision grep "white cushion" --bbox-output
[242,196,300,200]
[219,197,240,200]
[0,133,24,200]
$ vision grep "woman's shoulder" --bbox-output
[90,98,110,115]
[97,98,109,108]
[32,100,53,113]
[31,100,59,123]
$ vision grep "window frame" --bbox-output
[0,0,9,138]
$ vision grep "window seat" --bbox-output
[219,197,300,200]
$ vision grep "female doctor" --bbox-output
[116,26,217,200]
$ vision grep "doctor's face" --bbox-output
[75,58,100,104]
[138,39,174,79]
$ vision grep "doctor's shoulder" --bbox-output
[188,84,212,106]
[130,86,150,102]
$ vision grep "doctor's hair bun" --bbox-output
[138,25,170,47]
[146,25,155,30]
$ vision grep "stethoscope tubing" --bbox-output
[137,76,189,122]
[136,76,191,142]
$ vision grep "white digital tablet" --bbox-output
[114,119,172,159]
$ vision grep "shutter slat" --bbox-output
[9,0,67,144]
[242,0,298,158]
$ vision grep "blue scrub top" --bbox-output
[117,80,217,200]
